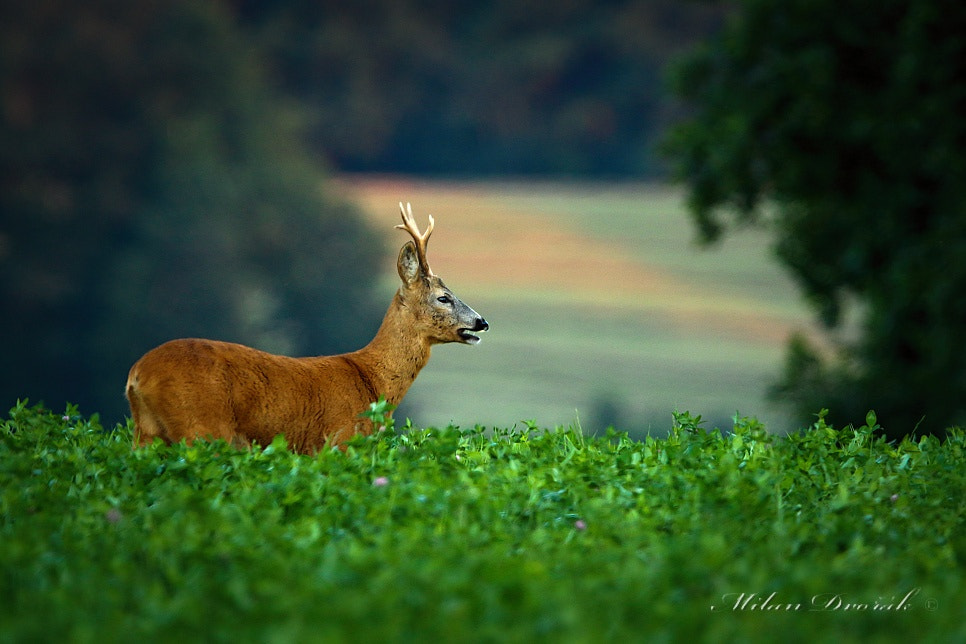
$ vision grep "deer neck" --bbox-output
[349,292,432,405]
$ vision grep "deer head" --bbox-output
[396,202,488,345]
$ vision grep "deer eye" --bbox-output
[437,295,453,305]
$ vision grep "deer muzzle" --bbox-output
[458,316,489,345]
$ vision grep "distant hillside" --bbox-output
[233,0,724,177]
[335,177,819,434]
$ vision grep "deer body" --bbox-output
[126,203,487,452]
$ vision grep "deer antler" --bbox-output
[396,202,435,276]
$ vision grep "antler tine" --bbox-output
[396,202,435,276]
[396,202,434,241]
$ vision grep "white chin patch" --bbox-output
[458,330,482,345]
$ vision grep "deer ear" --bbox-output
[397,241,422,285]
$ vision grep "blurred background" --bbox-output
[3,0,963,438]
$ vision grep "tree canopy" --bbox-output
[230,0,722,176]
[0,1,383,422]
[665,0,966,437]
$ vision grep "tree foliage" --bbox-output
[665,0,966,437]
[229,0,723,176]
[0,1,384,422]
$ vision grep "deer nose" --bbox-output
[474,317,489,332]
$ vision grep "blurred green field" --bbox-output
[338,178,821,434]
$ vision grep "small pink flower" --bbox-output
[372,476,389,487]
[889,493,899,503]
[574,519,587,531]
[105,508,122,524]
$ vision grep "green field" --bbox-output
[2,404,962,642]
[339,178,821,434]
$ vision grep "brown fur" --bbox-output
[125,205,487,452]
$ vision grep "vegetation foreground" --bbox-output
[1,403,963,643]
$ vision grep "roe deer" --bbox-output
[125,202,488,452]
